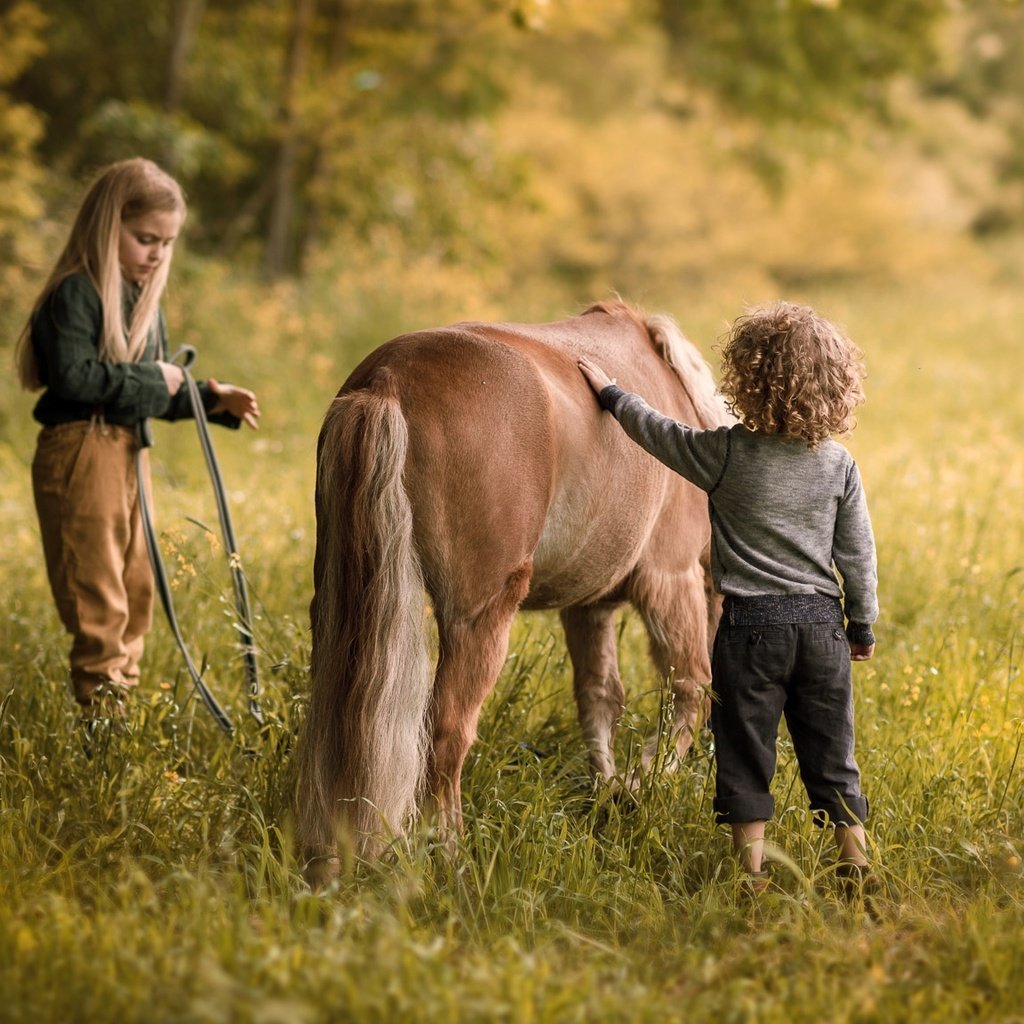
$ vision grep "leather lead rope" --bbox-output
[137,345,264,736]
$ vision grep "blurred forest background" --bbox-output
[5,8,1024,1017]
[3,0,1024,328]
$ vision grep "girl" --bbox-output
[579,301,878,894]
[15,158,260,719]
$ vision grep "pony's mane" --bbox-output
[583,301,735,429]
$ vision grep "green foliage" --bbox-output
[3,0,970,277]
[0,2,47,308]
[656,0,940,125]
[919,0,1024,233]
[3,3,1024,1018]
[2,266,1024,1021]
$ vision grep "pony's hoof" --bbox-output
[304,854,341,890]
[596,774,640,806]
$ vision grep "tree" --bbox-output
[919,0,1024,234]
[3,0,956,279]
[264,0,315,278]
[655,0,940,125]
[163,0,207,173]
[299,0,353,269]
[0,1,47,312]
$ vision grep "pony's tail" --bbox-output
[295,372,432,869]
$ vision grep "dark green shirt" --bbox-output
[31,272,238,429]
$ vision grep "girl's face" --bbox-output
[118,209,182,285]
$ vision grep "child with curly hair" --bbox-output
[579,300,878,894]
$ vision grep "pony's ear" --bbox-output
[580,298,641,322]
[644,314,735,429]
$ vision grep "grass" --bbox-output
[1,264,1023,1023]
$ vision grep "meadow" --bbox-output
[1,257,1023,1023]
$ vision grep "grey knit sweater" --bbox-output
[600,385,878,644]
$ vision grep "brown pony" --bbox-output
[295,301,734,875]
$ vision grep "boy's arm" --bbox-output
[833,459,879,649]
[576,356,727,492]
[605,388,728,492]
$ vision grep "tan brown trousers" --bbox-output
[31,420,154,706]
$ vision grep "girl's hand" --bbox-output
[157,361,185,396]
[850,643,875,662]
[208,378,261,429]
[578,357,615,396]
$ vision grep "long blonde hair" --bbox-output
[15,158,186,391]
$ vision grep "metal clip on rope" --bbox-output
[137,345,264,736]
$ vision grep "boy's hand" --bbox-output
[208,378,261,429]
[578,357,615,396]
[850,643,875,662]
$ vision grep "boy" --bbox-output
[579,301,877,892]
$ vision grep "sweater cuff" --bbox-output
[598,383,625,413]
[845,622,876,647]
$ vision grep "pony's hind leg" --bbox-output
[561,602,626,784]
[634,561,712,773]
[426,564,533,842]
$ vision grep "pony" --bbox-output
[295,300,735,877]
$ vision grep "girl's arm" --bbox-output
[156,308,259,429]
[38,275,173,418]
[206,378,260,430]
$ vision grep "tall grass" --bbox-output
[1,265,1022,1023]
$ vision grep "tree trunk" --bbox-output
[298,0,354,272]
[164,0,206,173]
[264,0,315,279]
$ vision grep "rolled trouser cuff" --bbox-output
[73,675,134,708]
[713,792,775,824]
[810,795,869,827]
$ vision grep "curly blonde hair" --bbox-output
[718,301,865,447]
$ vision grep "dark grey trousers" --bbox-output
[710,612,868,826]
